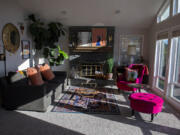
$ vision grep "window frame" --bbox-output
[168,35,180,101]
[157,0,171,23]
[153,26,180,106]
[154,39,169,91]
[173,0,180,16]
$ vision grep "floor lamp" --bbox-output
[127,45,136,64]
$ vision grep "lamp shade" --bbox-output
[127,45,136,55]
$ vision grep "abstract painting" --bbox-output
[92,28,107,47]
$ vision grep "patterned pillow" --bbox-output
[39,64,55,80]
[26,67,44,85]
[125,68,138,82]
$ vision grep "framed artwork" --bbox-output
[118,35,144,65]
[92,28,107,47]
[0,41,5,61]
[0,41,4,54]
[21,40,30,59]
[0,54,5,61]
[77,32,92,47]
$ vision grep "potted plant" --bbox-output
[106,57,114,80]
[43,45,68,66]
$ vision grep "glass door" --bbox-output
[154,39,169,91]
[169,36,180,101]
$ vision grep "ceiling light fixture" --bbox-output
[115,10,120,14]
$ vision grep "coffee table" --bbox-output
[127,83,150,92]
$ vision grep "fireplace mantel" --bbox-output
[69,46,113,52]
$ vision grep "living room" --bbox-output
[0,0,180,135]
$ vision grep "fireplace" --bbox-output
[80,62,104,77]
[69,52,111,79]
[68,26,114,80]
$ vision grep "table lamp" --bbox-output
[127,45,136,64]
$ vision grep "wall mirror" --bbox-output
[2,23,20,53]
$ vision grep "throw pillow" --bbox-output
[8,71,27,84]
[125,68,138,82]
[26,67,44,85]
[39,64,55,80]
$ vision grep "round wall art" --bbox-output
[2,23,20,53]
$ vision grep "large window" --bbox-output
[173,0,180,15]
[154,32,169,91]
[157,2,170,23]
[155,39,168,90]
[154,29,180,102]
[168,30,180,101]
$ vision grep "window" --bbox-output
[168,29,180,101]
[173,0,180,15]
[154,32,169,91]
[157,2,170,23]
[155,39,168,90]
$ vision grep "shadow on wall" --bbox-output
[5,50,33,74]
[0,108,84,135]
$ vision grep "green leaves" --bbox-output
[43,45,68,66]
[58,46,69,59]
[28,14,37,22]
[27,14,68,66]
[27,14,66,50]
[107,58,114,73]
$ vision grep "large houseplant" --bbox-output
[27,14,68,65]
[106,57,114,80]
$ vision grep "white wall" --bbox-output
[0,0,32,77]
[0,0,70,77]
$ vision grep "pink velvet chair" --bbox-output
[116,64,149,92]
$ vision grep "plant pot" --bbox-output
[106,73,113,80]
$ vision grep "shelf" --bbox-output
[69,46,113,52]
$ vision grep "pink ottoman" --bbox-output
[129,93,164,121]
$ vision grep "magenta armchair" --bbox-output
[116,64,149,92]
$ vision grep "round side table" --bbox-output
[127,83,150,92]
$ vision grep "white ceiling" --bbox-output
[17,0,165,28]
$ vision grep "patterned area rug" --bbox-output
[52,86,120,114]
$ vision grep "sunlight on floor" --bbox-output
[13,85,180,135]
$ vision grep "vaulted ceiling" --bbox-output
[17,0,165,28]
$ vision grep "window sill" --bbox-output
[172,12,180,18]
[171,96,180,103]
[156,16,171,24]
